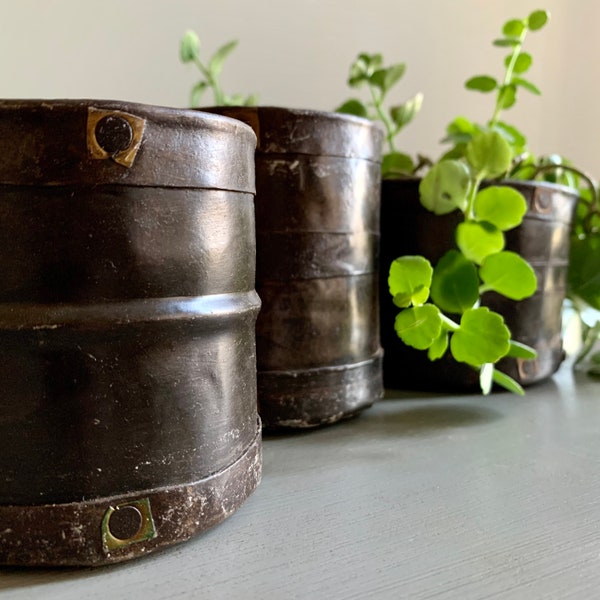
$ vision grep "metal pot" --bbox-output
[0,100,261,566]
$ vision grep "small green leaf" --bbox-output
[383,63,406,92]
[492,121,527,150]
[390,92,424,129]
[503,19,525,37]
[474,186,528,230]
[395,305,442,350]
[456,222,505,264]
[209,40,238,77]
[244,93,259,107]
[507,340,538,359]
[369,68,387,90]
[568,234,600,309]
[388,256,433,307]
[190,81,209,107]
[180,30,200,63]
[381,152,414,178]
[451,307,511,366]
[430,250,479,314]
[513,77,541,95]
[493,38,520,47]
[428,331,449,360]
[465,75,498,92]
[492,369,525,395]
[419,160,470,215]
[498,84,517,109]
[480,251,538,299]
[465,130,513,178]
[528,10,550,31]
[480,363,494,395]
[336,98,369,118]
[512,52,533,74]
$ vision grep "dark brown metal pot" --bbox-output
[0,100,261,566]
[206,107,384,428]
[380,177,579,392]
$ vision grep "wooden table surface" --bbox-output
[1,363,598,599]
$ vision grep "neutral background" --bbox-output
[0,0,598,173]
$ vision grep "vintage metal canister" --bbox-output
[0,100,261,566]
[207,107,384,428]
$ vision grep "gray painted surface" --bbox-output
[1,365,598,599]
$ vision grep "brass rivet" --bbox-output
[107,505,143,540]
[95,115,133,155]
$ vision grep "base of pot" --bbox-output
[0,421,262,567]
[259,351,383,429]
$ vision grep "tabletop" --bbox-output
[1,362,598,600]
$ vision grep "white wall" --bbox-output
[1,0,598,174]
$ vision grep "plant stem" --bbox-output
[489,28,528,128]
[465,173,484,221]
[193,57,225,105]
[369,85,397,154]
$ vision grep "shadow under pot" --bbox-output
[0,100,261,566]
[379,177,579,392]
[206,106,384,428]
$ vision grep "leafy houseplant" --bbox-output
[335,53,424,178]
[341,10,581,395]
[179,30,258,107]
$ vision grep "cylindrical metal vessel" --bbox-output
[0,100,261,566]
[380,178,579,391]
[207,107,384,428]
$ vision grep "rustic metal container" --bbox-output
[380,178,579,391]
[206,107,384,428]
[0,100,261,566]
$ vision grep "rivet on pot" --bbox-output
[101,497,156,553]
[95,115,133,155]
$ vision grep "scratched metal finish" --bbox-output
[207,107,384,428]
[0,100,261,566]
[380,178,579,391]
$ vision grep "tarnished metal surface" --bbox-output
[208,107,384,427]
[380,178,578,392]
[0,100,261,565]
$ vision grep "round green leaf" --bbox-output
[513,77,541,95]
[431,249,479,314]
[390,92,423,129]
[513,52,533,74]
[474,186,527,230]
[528,10,549,31]
[479,251,538,299]
[456,222,505,264]
[465,130,513,178]
[465,76,497,92]
[451,307,511,366]
[180,30,200,62]
[382,152,414,178]
[388,256,433,307]
[394,305,442,350]
[498,84,517,110]
[568,234,600,309]
[428,331,449,360]
[503,19,525,37]
[336,98,369,118]
[419,160,470,215]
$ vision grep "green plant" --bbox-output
[335,53,424,178]
[180,30,258,107]
[389,10,554,395]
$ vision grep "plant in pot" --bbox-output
[338,9,583,394]
[180,31,386,428]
